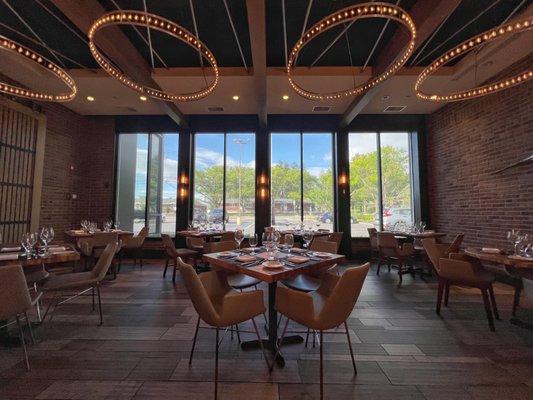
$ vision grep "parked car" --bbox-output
[375,208,412,227]
[319,211,357,224]
[209,208,228,223]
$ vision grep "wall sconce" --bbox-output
[338,172,348,195]
[257,173,269,201]
[179,172,189,200]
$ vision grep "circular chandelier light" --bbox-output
[287,2,417,101]
[88,10,219,102]
[0,36,77,102]
[415,16,533,102]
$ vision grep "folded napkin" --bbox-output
[48,246,68,253]
[72,230,86,234]
[241,247,256,253]
[1,246,21,252]
[482,247,501,254]
[287,256,309,264]
[218,251,235,258]
[314,252,332,258]
[0,253,19,261]
[236,255,256,263]
[290,247,306,254]
[509,254,532,261]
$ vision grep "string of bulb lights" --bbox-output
[0,1,530,104]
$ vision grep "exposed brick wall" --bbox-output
[426,57,533,249]
[38,103,115,240]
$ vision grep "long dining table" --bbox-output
[203,248,344,367]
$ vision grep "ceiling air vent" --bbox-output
[312,106,331,112]
[208,106,224,112]
[383,105,406,112]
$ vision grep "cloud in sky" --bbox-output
[348,132,409,157]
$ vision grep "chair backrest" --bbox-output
[0,264,32,319]
[438,255,478,282]
[92,232,119,247]
[310,240,338,254]
[138,226,149,239]
[186,236,205,248]
[377,232,399,256]
[421,238,446,273]
[327,232,343,250]
[219,231,234,242]
[161,234,177,258]
[447,234,464,254]
[204,240,236,253]
[91,242,118,281]
[367,228,378,249]
[177,258,220,326]
[264,227,274,233]
[317,263,369,329]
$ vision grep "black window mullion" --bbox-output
[222,132,227,230]
[376,132,384,231]
[145,133,152,229]
[300,132,304,223]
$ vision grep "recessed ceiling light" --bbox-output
[86,95,95,102]
[282,94,289,100]
[232,95,239,101]
[139,95,147,101]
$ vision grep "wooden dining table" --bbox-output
[0,244,80,268]
[65,229,134,240]
[176,230,233,242]
[203,249,344,367]
[388,230,447,240]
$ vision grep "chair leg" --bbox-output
[251,317,271,370]
[444,282,450,307]
[319,330,324,400]
[172,259,177,284]
[189,316,200,365]
[96,285,103,326]
[92,287,95,311]
[16,315,30,371]
[480,288,495,332]
[235,324,241,343]
[305,328,310,348]
[376,258,381,275]
[25,312,35,345]
[139,249,143,269]
[215,327,219,400]
[270,317,290,372]
[436,278,444,315]
[118,252,122,273]
[344,321,357,374]
[33,283,42,322]
[398,262,403,286]
[163,258,169,277]
[488,285,499,320]
[512,286,522,317]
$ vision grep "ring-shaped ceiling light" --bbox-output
[287,2,417,101]
[88,10,219,102]
[0,36,77,102]
[415,16,533,102]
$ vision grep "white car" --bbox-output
[375,208,412,227]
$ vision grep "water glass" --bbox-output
[249,234,258,253]
[234,229,244,249]
[303,231,313,249]
[284,233,294,252]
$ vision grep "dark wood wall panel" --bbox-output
[0,101,39,244]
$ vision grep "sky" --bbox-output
[349,132,410,157]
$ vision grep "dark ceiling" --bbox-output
[0,0,529,72]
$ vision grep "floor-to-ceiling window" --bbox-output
[115,133,178,236]
[193,132,255,235]
[348,131,414,237]
[271,132,334,231]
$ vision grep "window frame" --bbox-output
[269,131,336,229]
[348,130,416,237]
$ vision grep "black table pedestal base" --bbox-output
[240,335,303,367]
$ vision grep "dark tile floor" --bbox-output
[1,260,532,399]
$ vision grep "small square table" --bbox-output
[203,250,344,367]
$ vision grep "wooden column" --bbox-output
[335,127,352,258]
[255,124,270,236]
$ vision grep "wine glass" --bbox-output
[48,227,55,246]
[284,233,294,252]
[507,229,521,254]
[249,234,258,254]
[234,229,244,250]
[272,230,281,251]
[262,232,272,258]
[303,231,313,250]
[40,227,50,254]
[114,220,120,230]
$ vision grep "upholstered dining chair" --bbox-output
[79,231,119,270]
[274,263,370,399]
[376,232,415,285]
[219,231,235,242]
[161,234,199,281]
[437,254,498,331]
[186,236,205,252]
[367,228,379,262]
[0,264,40,371]
[177,258,269,400]
[42,242,118,326]
[326,232,343,252]
[118,226,149,271]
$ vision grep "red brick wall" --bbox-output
[425,58,533,249]
[38,103,115,240]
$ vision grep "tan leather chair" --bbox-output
[377,232,415,285]
[275,263,370,399]
[79,231,119,271]
[119,226,149,271]
[367,228,379,262]
[437,254,498,331]
[161,234,199,282]
[177,258,269,400]
[0,264,40,371]
[219,231,234,242]
[326,232,343,252]
[204,240,262,290]
[186,236,205,252]
[42,242,118,326]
